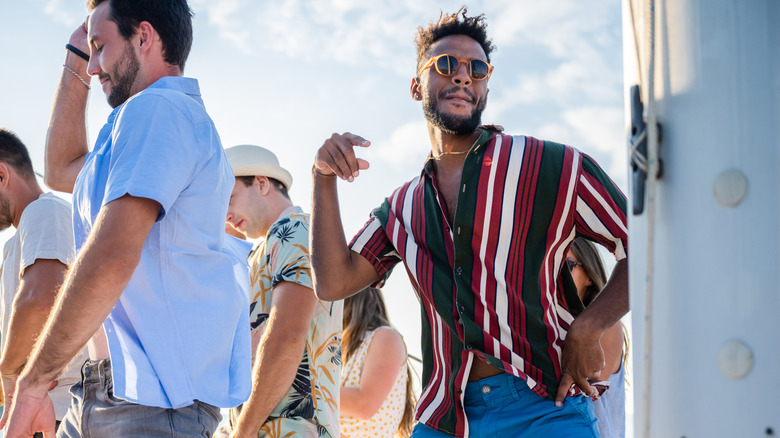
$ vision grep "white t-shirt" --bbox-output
[0,193,87,419]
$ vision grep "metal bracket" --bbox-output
[629,84,663,215]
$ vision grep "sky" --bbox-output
[0,0,628,428]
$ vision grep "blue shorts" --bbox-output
[412,373,599,437]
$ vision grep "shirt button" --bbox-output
[457,389,463,394]
[482,385,491,394]
[456,267,463,275]
[465,344,473,351]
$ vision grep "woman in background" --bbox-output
[340,287,416,438]
[567,238,628,438]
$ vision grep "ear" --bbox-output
[135,21,156,53]
[0,163,9,188]
[255,176,272,195]
[410,77,422,101]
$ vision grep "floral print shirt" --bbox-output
[247,206,342,437]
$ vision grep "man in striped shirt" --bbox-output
[310,7,628,437]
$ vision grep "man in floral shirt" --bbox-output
[224,145,342,438]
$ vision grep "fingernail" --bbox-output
[348,176,354,182]
[353,171,359,178]
[555,401,562,407]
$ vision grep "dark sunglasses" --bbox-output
[566,259,583,271]
[418,54,494,81]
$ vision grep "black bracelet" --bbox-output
[65,43,90,62]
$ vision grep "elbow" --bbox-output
[312,281,353,302]
[351,409,379,421]
[347,399,382,420]
[16,290,58,317]
[43,168,71,193]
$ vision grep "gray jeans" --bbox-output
[57,359,221,438]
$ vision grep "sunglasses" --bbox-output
[418,54,494,81]
[566,259,583,271]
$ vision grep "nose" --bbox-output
[86,49,101,77]
[451,62,471,86]
[225,210,234,225]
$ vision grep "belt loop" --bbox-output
[99,359,106,383]
[509,373,522,401]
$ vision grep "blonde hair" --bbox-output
[343,287,417,437]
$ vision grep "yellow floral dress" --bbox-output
[340,328,408,438]
[241,206,343,438]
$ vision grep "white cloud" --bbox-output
[367,120,429,169]
[42,0,84,27]
[190,0,626,183]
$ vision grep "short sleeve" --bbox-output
[348,206,402,286]
[17,196,75,276]
[103,93,211,217]
[575,153,628,260]
[267,216,313,289]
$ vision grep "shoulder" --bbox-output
[375,175,424,216]
[20,194,71,226]
[117,87,200,126]
[368,326,406,355]
[267,209,310,242]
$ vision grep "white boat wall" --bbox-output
[623,0,779,436]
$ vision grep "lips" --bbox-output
[440,87,476,106]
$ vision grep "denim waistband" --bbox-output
[81,358,112,384]
[464,372,529,407]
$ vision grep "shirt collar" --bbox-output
[420,128,494,179]
[105,76,202,123]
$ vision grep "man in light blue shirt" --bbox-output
[3,1,250,436]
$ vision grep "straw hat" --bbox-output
[224,144,293,191]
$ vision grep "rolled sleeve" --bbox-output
[348,209,401,285]
[575,153,628,260]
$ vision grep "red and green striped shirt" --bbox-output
[349,129,628,437]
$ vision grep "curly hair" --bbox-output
[414,6,496,75]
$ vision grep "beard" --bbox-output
[0,196,13,231]
[104,43,141,108]
[422,86,487,135]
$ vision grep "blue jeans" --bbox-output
[411,373,599,437]
[57,359,221,438]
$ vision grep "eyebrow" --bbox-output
[88,33,99,47]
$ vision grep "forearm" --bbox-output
[44,50,90,192]
[234,329,307,434]
[0,260,68,377]
[575,258,629,334]
[340,387,378,420]
[21,245,132,384]
[310,170,377,299]
[0,297,56,376]
[19,196,158,385]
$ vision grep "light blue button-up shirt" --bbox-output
[72,76,251,409]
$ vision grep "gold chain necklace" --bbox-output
[429,149,470,160]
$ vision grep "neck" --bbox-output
[427,122,481,159]
[258,197,295,238]
[12,183,43,228]
[135,63,183,94]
